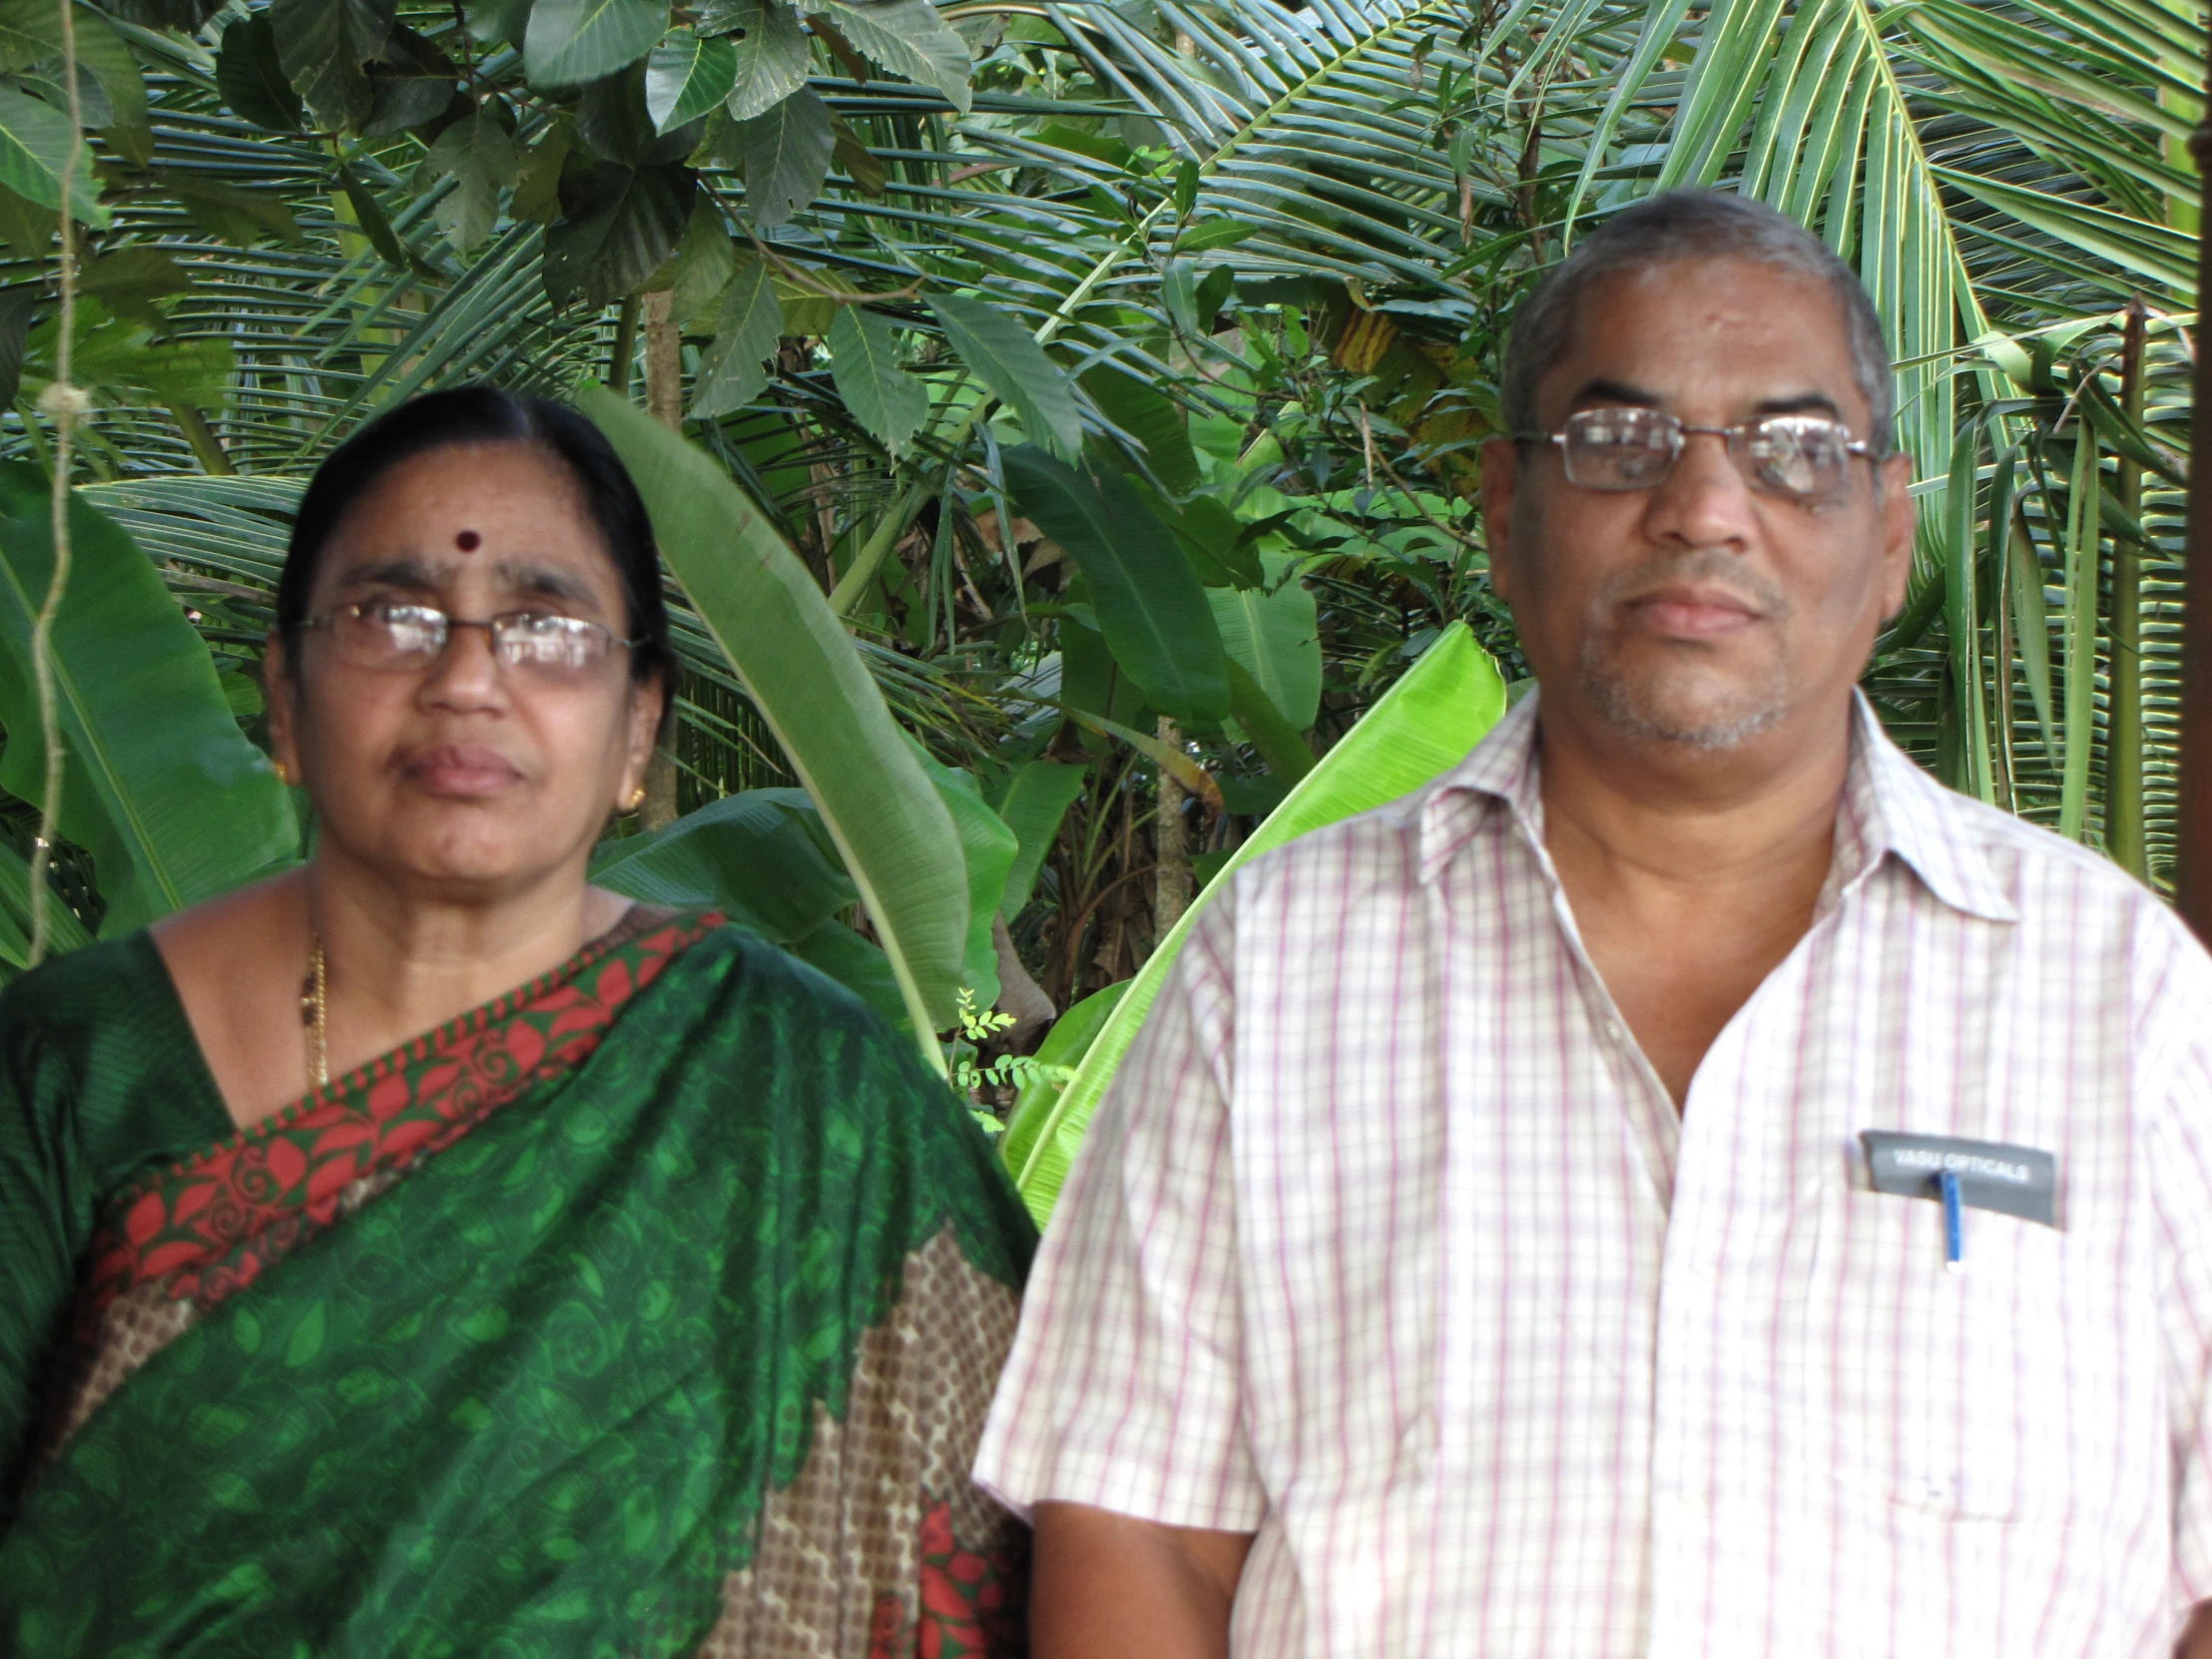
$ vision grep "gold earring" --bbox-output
[273,760,289,785]
[628,786,647,811]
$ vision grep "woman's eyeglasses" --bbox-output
[1519,407,1876,501]
[302,602,635,678]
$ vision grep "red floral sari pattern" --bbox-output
[76,908,721,1341]
[866,1499,1028,1659]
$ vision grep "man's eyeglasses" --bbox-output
[1519,407,1876,501]
[302,602,635,679]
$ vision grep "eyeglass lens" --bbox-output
[326,604,617,675]
[1561,408,1853,498]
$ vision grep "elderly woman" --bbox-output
[0,388,1034,1656]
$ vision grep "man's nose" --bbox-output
[1642,428,1757,547]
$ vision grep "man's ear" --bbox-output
[1480,436,1523,603]
[1876,448,1917,620]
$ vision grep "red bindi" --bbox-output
[455,529,481,552]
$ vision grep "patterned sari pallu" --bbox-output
[0,909,1034,1658]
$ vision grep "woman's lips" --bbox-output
[401,745,525,798]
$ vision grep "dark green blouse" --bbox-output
[0,933,235,1493]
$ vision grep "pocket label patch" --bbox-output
[1859,1131,2057,1228]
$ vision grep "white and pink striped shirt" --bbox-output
[975,691,2212,1657]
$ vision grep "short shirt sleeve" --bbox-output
[972,892,1266,1532]
[2145,912,2212,1615]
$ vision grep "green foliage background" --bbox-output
[0,0,2191,1142]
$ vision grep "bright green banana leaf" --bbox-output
[905,740,1018,1008]
[0,465,295,939]
[1005,622,1508,1221]
[582,387,969,1056]
[0,835,91,977]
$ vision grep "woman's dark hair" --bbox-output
[276,386,672,687]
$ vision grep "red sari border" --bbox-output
[76,907,724,1339]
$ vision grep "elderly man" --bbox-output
[973,188,2212,1658]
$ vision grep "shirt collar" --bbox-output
[1415,687,2018,924]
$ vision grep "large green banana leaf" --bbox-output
[0,466,295,940]
[582,386,970,1054]
[1005,621,1508,1221]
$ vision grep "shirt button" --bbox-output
[1604,1017,1627,1044]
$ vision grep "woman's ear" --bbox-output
[264,629,302,785]
[624,668,668,797]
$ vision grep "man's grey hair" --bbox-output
[1500,190,1896,458]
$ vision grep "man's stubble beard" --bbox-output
[1573,547,1795,753]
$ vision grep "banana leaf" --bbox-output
[582,386,970,1056]
[0,466,295,938]
[1005,621,1508,1220]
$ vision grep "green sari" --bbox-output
[0,907,1035,1657]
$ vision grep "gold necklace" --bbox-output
[300,927,328,1091]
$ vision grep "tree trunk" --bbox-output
[992,913,1055,1046]
[643,289,683,431]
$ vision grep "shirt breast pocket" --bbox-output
[1804,1189,2074,1523]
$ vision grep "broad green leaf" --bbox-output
[419,107,520,254]
[0,0,53,69]
[79,246,191,322]
[1008,623,1507,1219]
[828,304,924,457]
[525,0,668,86]
[0,85,99,223]
[1224,656,1314,787]
[688,249,779,416]
[167,170,301,247]
[991,759,1086,917]
[330,163,409,262]
[0,178,52,260]
[576,62,702,163]
[999,977,1128,1172]
[927,291,1082,456]
[646,27,736,132]
[582,387,969,1048]
[19,296,233,412]
[1210,563,1320,732]
[907,741,1015,1005]
[0,467,295,937]
[0,288,29,407]
[593,788,853,937]
[543,161,692,307]
[662,200,735,327]
[716,0,811,120]
[269,0,394,129]
[734,82,830,228]
[0,834,91,978]
[362,23,462,136]
[1003,444,1229,724]
[215,13,302,133]
[0,1,145,136]
[1083,364,1200,496]
[1172,218,1259,257]
[805,0,971,113]
[511,120,570,223]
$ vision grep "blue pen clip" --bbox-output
[1939,1169,1964,1272]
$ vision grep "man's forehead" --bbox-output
[1540,257,1864,415]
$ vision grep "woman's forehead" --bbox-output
[318,443,620,596]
